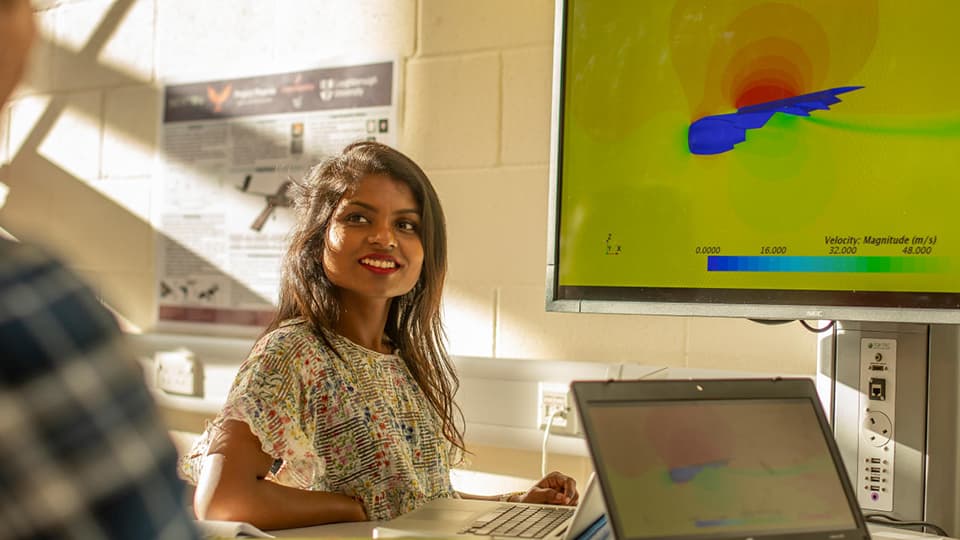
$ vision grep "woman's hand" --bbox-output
[515,471,578,505]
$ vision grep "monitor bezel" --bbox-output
[570,378,871,540]
[545,0,960,324]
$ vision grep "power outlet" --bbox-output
[156,350,201,396]
[857,338,896,511]
[537,382,577,435]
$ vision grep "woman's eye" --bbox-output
[345,213,370,224]
[397,221,419,232]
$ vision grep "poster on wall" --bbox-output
[155,61,397,331]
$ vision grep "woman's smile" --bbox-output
[360,254,401,273]
[322,173,424,301]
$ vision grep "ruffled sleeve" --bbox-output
[179,325,325,489]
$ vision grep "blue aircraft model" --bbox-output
[687,86,863,155]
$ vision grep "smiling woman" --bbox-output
[178,142,580,530]
[322,173,426,316]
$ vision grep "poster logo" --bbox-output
[164,63,392,123]
[319,78,335,101]
[207,84,233,113]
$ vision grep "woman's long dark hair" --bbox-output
[264,141,465,457]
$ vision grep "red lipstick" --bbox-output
[359,254,400,274]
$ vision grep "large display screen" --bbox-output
[548,0,960,322]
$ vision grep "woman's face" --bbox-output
[322,173,424,304]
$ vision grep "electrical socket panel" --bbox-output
[156,350,202,396]
[537,382,578,435]
[857,338,896,511]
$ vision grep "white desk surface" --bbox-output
[264,522,949,539]
[870,524,951,540]
[269,520,377,538]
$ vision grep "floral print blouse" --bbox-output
[179,318,456,520]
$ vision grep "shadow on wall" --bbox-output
[0,0,296,330]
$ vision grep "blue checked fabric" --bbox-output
[0,240,198,539]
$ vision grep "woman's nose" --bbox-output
[368,225,396,248]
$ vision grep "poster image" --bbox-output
[155,61,397,329]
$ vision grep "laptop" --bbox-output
[571,377,871,540]
[373,472,609,540]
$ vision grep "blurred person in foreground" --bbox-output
[0,0,198,538]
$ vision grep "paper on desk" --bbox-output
[195,519,275,538]
[373,526,465,538]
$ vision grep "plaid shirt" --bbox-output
[0,240,198,539]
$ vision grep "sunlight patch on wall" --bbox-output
[33,8,56,52]
[0,106,9,165]
[37,93,101,180]
[494,284,613,362]
[495,285,689,364]
[442,283,496,357]
[8,94,51,161]
[89,178,151,222]
[50,0,155,86]
[49,1,110,53]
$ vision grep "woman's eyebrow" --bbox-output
[342,200,420,216]
[341,200,374,211]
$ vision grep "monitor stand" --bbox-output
[817,321,960,536]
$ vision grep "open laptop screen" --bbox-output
[574,380,868,540]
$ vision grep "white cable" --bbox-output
[541,409,565,478]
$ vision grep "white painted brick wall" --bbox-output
[1,0,818,374]
[36,91,101,180]
[402,54,500,169]
[432,167,549,287]
[495,284,690,365]
[156,0,415,83]
[501,47,552,165]
[419,0,554,55]
[441,283,496,358]
[51,0,155,90]
[7,94,52,163]
[99,268,158,330]
[102,85,158,178]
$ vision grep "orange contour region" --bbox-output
[671,1,878,120]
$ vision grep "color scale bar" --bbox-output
[707,256,947,273]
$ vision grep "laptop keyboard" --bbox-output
[460,504,575,538]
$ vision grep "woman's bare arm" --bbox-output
[194,419,367,530]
